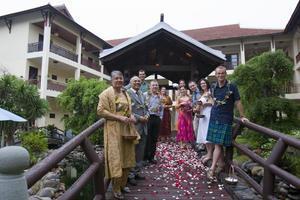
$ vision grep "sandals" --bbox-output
[200,156,212,165]
[207,169,215,180]
[113,192,124,199]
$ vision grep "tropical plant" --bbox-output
[58,78,108,144]
[19,130,48,165]
[0,74,48,145]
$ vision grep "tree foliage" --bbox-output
[20,130,48,165]
[232,50,300,177]
[58,78,108,144]
[0,74,49,145]
[231,50,298,130]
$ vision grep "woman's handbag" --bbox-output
[224,164,238,184]
[122,124,140,140]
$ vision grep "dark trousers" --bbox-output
[144,115,161,161]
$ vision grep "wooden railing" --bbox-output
[81,58,101,72]
[226,118,300,200]
[47,79,66,92]
[25,119,106,200]
[50,44,78,62]
[28,79,67,92]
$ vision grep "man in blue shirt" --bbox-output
[206,65,248,179]
[144,80,163,164]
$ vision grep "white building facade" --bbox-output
[0,4,111,129]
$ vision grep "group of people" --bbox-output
[97,66,248,199]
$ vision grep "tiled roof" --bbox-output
[107,24,283,46]
[182,24,283,41]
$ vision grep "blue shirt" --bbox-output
[191,88,201,107]
[210,81,240,123]
[140,81,149,93]
[144,92,163,119]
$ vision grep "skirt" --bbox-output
[206,120,232,147]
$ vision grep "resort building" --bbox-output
[1,2,300,130]
[0,4,111,129]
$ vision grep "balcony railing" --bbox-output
[28,79,40,87]
[27,42,78,62]
[28,42,43,53]
[81,58,101,72]
[28,79,66,92]
[50,44,78,62]
[47,79,66,92]
[284,82,300,94]
[223,61,236,70]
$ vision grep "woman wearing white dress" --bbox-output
[196,79,214,164]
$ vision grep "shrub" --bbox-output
[20,130,48,165]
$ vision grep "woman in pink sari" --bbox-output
[175,87,195,147]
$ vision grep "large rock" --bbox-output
[241,161,259,174]
[43,179,60,189]
[37,187,56,198]
[44,172,59,180]
[251,166,264,177]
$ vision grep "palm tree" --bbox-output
[0,74,48,145]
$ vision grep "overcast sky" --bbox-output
[0,0,298,40]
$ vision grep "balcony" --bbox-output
[285,83,300,93]
[28,79,66,92]
[223,61,235,70]
[284,82,300,100]
[28,42,43,53]
[81,58,101,72]
[47,79,66,92]
[27,42,78,62]
[50,44,78,62]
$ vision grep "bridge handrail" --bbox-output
[25,119,106,200]
[227,117,300,200]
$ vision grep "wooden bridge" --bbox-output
[2,118,299,200]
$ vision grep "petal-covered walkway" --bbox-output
[123,140,231,200]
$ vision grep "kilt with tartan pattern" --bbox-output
[206,120,232,147]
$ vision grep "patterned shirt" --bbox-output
[144,92,163,118]
[140,81,149,93]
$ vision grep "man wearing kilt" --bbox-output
[206,65,248,179]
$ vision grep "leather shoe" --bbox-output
[127,178,137,186]
[121,186,131,193]
[135,173,146,180]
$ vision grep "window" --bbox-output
[51,74,57,80]
[64,114,69,118]
[225,54,239,69]
[49,113,55,118]
[29,66,38,80]
[65,78,68,83]
[38,34,44,43]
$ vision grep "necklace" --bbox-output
[212,81,233,106]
